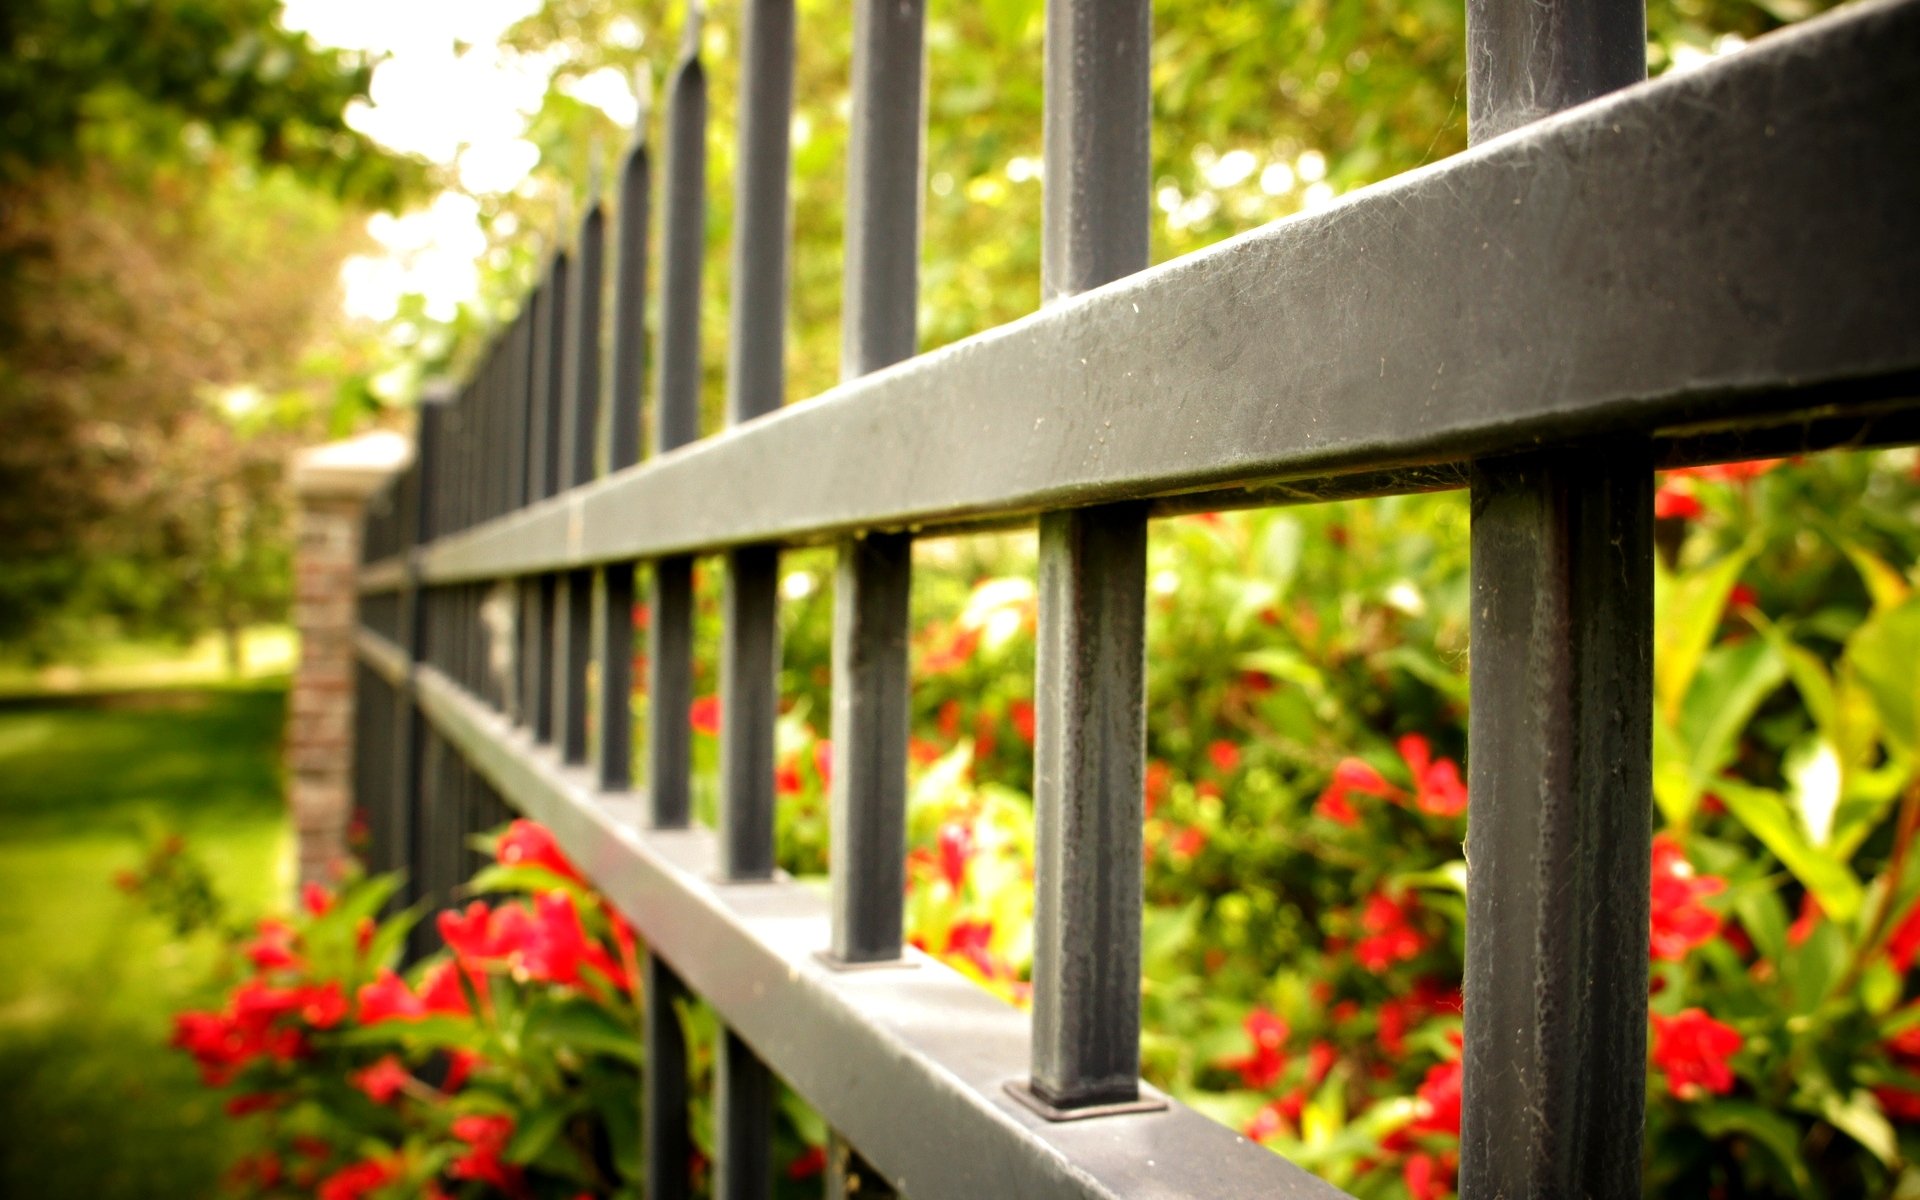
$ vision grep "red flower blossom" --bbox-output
[1654,480,1704,520]
[302,882,334,917]
[1010,700,1036,745]
[1403,1151,1458,1200]
[439,901,498,963]
[1144,759,1174,816]
[1877,1085,1920,1123]
[496,820,585,885]
[1411,1058,1463,1136]
[937,699,961,740]
[450,1114,522,1193]
[357,970,427,1024]
[224,1092,280,1117]
[1397,735,1468,817]
[1244,1097,1295,1143]
[689,694,721,736]
[787,1146,828,1181]
[443,1049,482,1093]
[776,756,805,796]
[945,919,999,978]
[247,919,301,972]
[299,982,349,1029]
[1888,900,1920,973]
[1354,891,1427,971]
[1305,1040,1338,1086]
[351,1056,412,1105]
[1222,1008,1290,1089]
[1787,893,1822,947]
[937,822,973,893]
[418,961,472,1016]
[317,1155,401,1200]
[1649,833,1725,962]
[1170,825,1207,860]
[1650,1008,1742,1098]
[814,739,833,789]
[1208,739,1242,773]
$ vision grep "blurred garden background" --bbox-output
[3,0,1911,1197]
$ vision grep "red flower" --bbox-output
[1411,1058,1463,1136]
[1787,893,1822,947]
[299,982,349,1029]
[224,1092,280,1117]
[1877,1085,1920,1123]
[1403,1151,1458,1200]
[1397,734,1468,817]
[776,755,805,796]
[1354,891,1427,971]
[944,919,999,978]
[1170,825,1207,860]
[443,1049,482,1093]
[439,901,498,963]
[1654,479,1703,520]
[1888,900,1920,973]
[1315,756,1399,825]
[418,961,471,1016]
[302,881,335,917]
[450,1114,522,1193]
[689,694,721,736]
[247,918,300,971]
[1208,739,1241,773]
[351,1056,412,1105]
[814,739,833,789]
[1650,1008,1742,1098]
[1649,833,1725,962]
[1144,760,1174,816]
[496,819,585,885]
[1305,1040,1337,1085]
[1010,700,1036,745]
[317,1156,401,1200]
[357,970,427,1024]
[1222,1008,1289,1089]
[786,1145,827,1181]
[1244,1097,1294,1143]
[937,822,973,893]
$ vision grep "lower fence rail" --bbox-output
[356,628,1342,1199]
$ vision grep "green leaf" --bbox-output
[523,997,643,1065]
[1676,639,1788,797]
[1846,599,1920,755]
[1694,1102,1819,1196]
[1715,782,1862,922]
[1838,539,1912,614]
[337,1015,485,1053]
[505,1099,578,1165]
[1818,1087,1900,1168]
[465,864,593,901]
[1730,886,1790,970]
[1655,548,1754,725]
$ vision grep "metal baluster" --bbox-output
[393,390,449,929]
[598,90,651,794]
[1018,0,1160,1118]
[642,16,706,1200]
[1459,2,1653,1197]
[532,243,571,747]
[824,0,923,980]
[715,2,793,1197]
[648,7,707,833]
[555,193,604,768]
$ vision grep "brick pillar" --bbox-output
[287,433,409,889]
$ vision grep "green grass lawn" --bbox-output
[0,679,290,1198]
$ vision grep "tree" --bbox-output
[0,0,422,661]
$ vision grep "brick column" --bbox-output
[287,433,409,888]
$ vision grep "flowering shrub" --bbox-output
[140,448,1920,1197]
[145,822,827,1199]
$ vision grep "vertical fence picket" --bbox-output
[823,0,923,979]
[1021,0,1158,1117]
[555,197,604,768]
[639,19,706,1200]
[1459,1,1654,1197]
[597,114,650,794]
[714,1,794,1195]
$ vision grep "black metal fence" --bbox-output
[351,0,1920,1195]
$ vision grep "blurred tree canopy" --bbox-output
[0,0,422,661]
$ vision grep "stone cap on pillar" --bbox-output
[290,430,412,501]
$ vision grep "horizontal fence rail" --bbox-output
[351,0,1920,1195]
